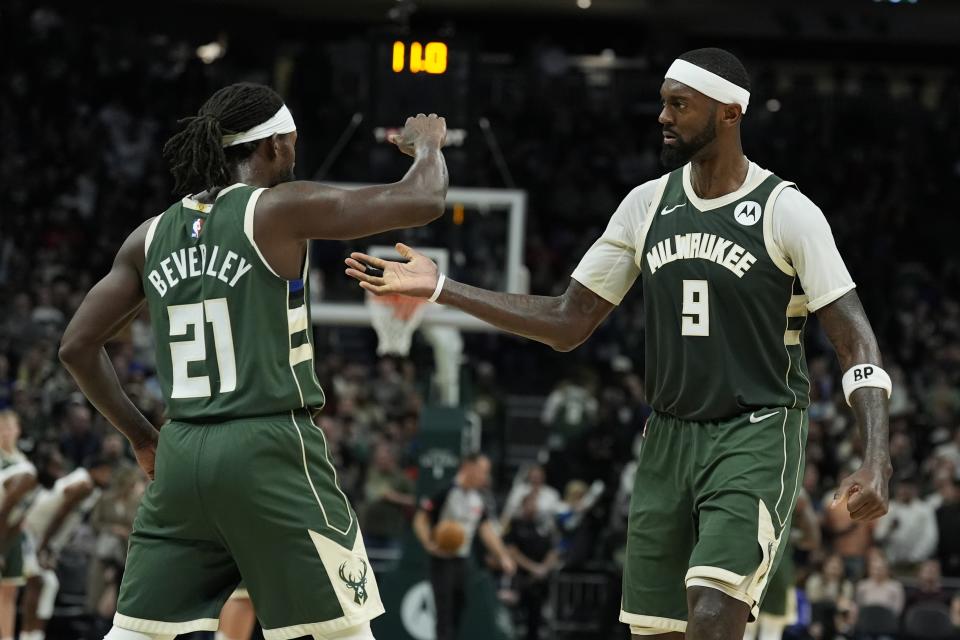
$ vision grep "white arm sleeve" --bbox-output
[570,180,658,305]
[772,187,856,312]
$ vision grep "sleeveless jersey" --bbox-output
[640,166,809,421]
[143,183,325,421]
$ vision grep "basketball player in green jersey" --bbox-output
[58,83,448,640]
[345,48,893,640]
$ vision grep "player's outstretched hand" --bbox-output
[830,462,890,522]
[345,243,440,299]
[388,113,447,157]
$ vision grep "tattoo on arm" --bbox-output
[817,291,891,471]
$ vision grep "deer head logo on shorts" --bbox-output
[339,559,369,606]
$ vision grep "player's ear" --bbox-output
[266,133,282,159]
[720,103,743,127]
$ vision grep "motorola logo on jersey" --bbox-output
[734,201,762,226]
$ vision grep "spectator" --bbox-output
[500,464,562,529]
[99,433,133,470]
[935,478,960,577]
[874,476,938,570]
[905,559,953,609]
[361,442,415,551]
[855,551,905,618]
[58,402,101,469]
[413,454,516,640]
[822,468,875,581]
[505,492,560,640]
[806,551,857,640]
[806,553,856,604]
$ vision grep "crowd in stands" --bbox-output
[3,1,960,639]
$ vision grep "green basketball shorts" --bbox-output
[620,408,807,635]
[0,532,27,586]
[115,410,384,639]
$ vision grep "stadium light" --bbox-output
[196,40,226,64]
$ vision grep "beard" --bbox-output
[660,117,717,170]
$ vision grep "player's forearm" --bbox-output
[310,148,447,240]
[437,281,585,351]
[817,293,891,472]
[395,145,449,218]
[347,147,448,234]
[59,346,159,449]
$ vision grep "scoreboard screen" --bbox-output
[371,35,472,128]
[391,41,448,75]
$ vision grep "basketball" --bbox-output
[433,520,465,553]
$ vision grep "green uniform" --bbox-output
[117,184,383,639]
[0,450,36,586]
[617,165,809,633]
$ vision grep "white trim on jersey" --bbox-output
[144,214,164,259]
[681,162,771,212]
[242,187,283,279]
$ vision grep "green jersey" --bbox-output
[143,183,325,421]
[640,166,809,421]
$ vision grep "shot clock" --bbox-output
[372,36,471,129]
[391,41,449,75]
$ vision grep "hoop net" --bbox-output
[367,293,430,356]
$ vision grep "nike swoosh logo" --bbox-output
[660,203,685,216]
[749,411,780,424]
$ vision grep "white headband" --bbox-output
[665,59,750,114]
[220,104,296,147]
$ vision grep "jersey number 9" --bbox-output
[681,280,709,337]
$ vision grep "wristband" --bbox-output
[428,273,446,303]
[841,364,892,406]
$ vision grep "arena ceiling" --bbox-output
[194,0,959,44]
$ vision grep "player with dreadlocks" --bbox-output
[346,48,893,640]
[59,82,448,640]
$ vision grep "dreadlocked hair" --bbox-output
[163,82,284,196]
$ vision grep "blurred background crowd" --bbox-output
[2,0,960,638]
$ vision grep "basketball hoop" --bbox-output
[367,293,430,356]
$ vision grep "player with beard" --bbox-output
[344,48,892,640]
[59,83,448,640]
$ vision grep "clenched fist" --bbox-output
[389,113,447,157]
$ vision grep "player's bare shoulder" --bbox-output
[117,217,158,275]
